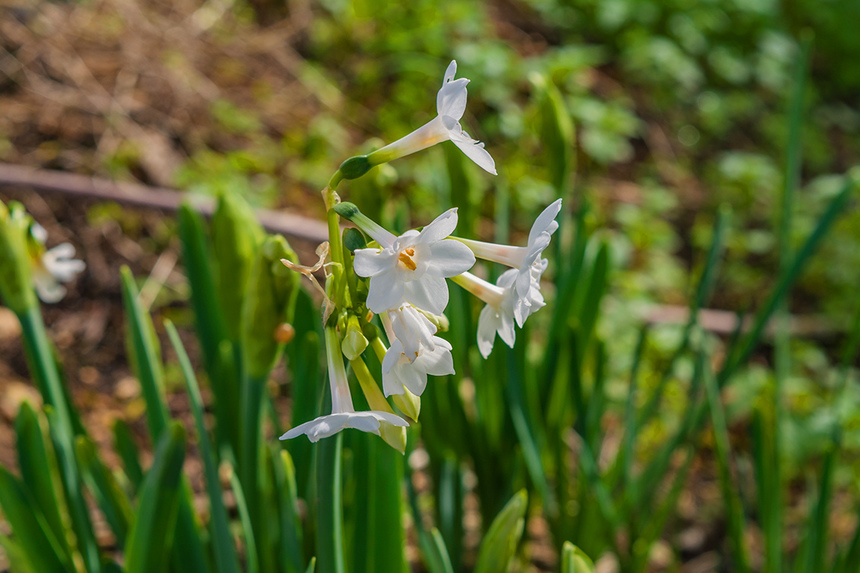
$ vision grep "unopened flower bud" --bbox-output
[341,315,368,360]
[393,389,421,421]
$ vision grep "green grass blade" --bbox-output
[229,465,259,573]
[802,430,837,573]
[166,320,241,573]
[125,423,187,573]
[703,355,750,573]
[436,455,465,571]
[43,408,100,573]
[112,419,143,492]
[177,203,228,379]
[561,541,595,573]
[14,402,70,557]
[638,205,729,428]
[0,464,76,572]
[316,433,345,573]
[618,326,647,505]
[473,490,528,573]
[289,329,322,497]
[350,433,407,573]
[0,534,36,573]
[120,266,169,442]
[425,528,456,573]
[505,346,557,518]
[272,448,305,573]
[719,173,856,386]
[75,437,133,546]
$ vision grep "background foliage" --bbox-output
[0,0,859,571]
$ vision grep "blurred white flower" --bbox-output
[353,208,475,315]
[368,60,496,175]
[280,328,408,443]
[380,305,454,396]
[30,224,85,303]
[458,199,561,301]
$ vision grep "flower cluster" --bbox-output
[281,60,562,451]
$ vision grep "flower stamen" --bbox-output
[398,248,418,271]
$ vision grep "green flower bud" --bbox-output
[338,155,373,180]
[393,389,421,421]
[342,227,367,253]
[379,422,407,454]
[241,235,300,379]
[212,188,265,338]
[0,201,38,314]
[341,315,368,360]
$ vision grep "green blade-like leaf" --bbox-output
[165,320,241,573]
[177,203,228,380]
[229,463,260,573]
[14,402,70,558]
[561,541,595,573]
[272,448,305,573]
[0,465,74,572]
[125,422,186,573]
[0,534,36,573]
[719,172,857,386]
[112,419,143,492]
[351,433,407,573]
[418,528,455,573]
[316,432,345,573]
[473,490,528,573]
[120,266,168,443]
[504,346,556,517]
[703,358,750,573]
[75,436,133,546]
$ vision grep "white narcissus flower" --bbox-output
[353,208,475,315]
[280,328,408,443]
[29,223,86,303]
[457,199,562,302]
[452,270,520,358]
[367,60,496,175]
[380,305,454,397]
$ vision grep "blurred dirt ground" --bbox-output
[0,0,324,186]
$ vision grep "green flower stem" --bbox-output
[370,336,387,362]
[349,358,391,413]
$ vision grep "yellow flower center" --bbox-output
[398,247,417,271]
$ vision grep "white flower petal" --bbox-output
[449,130,497,175]
[404,273,448,315]
[527,199,563,245]
[33,272,67,304]
[443,60,457,84]
[280,411,407,442]
[418,209,459,243]
[428,239,475,276]
[353,248,393,277]
[417,342,455,377]
[366,268,405,313]
[436,78,469,119]
[477,304,499,358]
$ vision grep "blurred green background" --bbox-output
[2,0,860,571]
